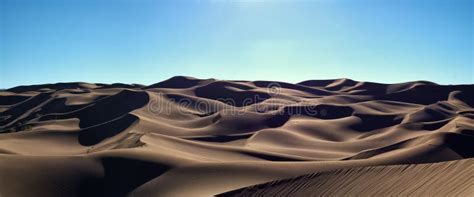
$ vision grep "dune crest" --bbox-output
[219,158,474,196]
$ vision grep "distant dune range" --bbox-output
[0,76,473,196]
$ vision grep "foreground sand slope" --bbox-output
[220,158,474,196]
[0,76,473,196]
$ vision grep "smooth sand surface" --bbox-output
[0,76,473,196]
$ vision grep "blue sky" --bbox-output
[1,0,472,88]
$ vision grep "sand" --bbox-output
[220,158,474,196]
[0,76,473,196]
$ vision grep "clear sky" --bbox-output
[1,0,472,88]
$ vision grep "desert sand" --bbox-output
[0,76,473,196]
[220,158,474,196]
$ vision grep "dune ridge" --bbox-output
[0,76,473,196]
[219,158,474,196]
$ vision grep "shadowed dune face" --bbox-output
[78,114,139,146]
[0,77,473,196]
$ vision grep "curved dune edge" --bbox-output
[0,76,473,196]
[219,158,474,196]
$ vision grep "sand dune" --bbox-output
[220,158,474,196]
[0,76,473,196]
